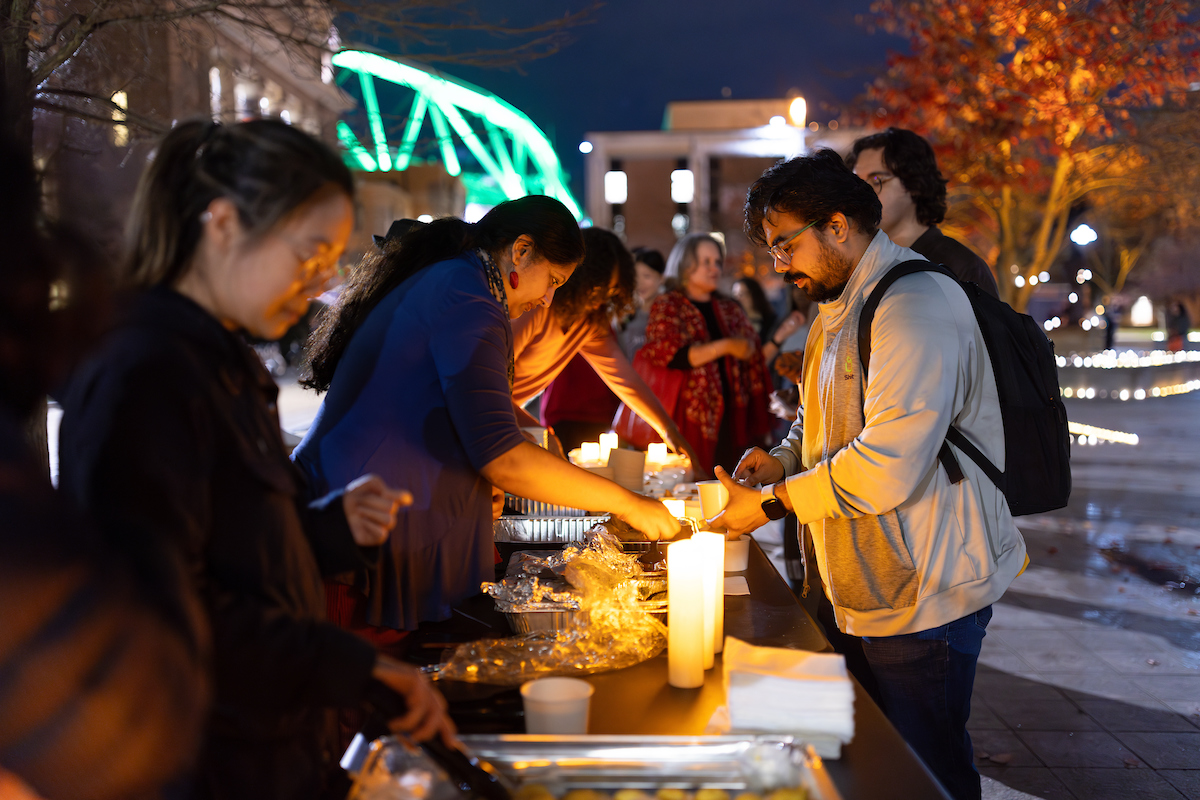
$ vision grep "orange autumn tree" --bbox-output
[857,0,1200,311]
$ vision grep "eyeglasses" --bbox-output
[298,252,340,294]
[767,219,818,266]
[278,232,341,294]
[866,173,896,194]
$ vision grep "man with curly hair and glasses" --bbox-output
[847,128,998,298]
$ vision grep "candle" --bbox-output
[693,532,726,659]
[580,441,601,464]
[662,498,685,518]
[599,432,619,463]
[647,442,668,470]
[667,539,705,688]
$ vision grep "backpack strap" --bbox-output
[858,259,969,485]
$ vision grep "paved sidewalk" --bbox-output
[971,393,1200,799]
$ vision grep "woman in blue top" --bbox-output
[296,197,677,633]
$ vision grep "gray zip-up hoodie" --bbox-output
[771,232,1027,637]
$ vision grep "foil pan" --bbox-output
[506,496,590,517]
[495,516,608,543]
[458,735,842,799]
[503,608,578,634]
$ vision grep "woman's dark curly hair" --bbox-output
[845,127,948,227]
[302,195,583,392]
[551,227,635,329]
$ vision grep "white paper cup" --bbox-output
[698,480,729,520]
[520,677,594,734]
[606,448,646,494]
[725,534,751,572]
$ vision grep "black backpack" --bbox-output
[858,260,1071,516]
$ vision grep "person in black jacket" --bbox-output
[847,128,1000,298]
[0,137,208,799]
[57,119,454,800]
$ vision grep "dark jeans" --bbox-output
[861,606,992,800]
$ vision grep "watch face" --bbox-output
[761,497,787,521]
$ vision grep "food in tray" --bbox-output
[592,515,689,543]
[517,786,807,800]
[592,515,646,542]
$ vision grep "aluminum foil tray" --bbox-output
[495,516,608,543]
[507,496,590,517]
[458,735,842,799]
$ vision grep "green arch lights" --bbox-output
[332,49,582,220]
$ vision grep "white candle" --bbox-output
[693,532,726,659]
[667,539,705,689]
[662,498,685,518]
[580,441,601,464]
[599,432,619,463]
[647,442,668,470]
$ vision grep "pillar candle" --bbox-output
[693,531,726,658]
[599,432,619,463]
[580,441,600,464]
[647,442,668,470]
[667,539,705,688]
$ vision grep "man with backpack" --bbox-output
[711,150,1032,800]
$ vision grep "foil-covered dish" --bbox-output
[350,736,841,800]
[485,530,665,634]
[439,532,668,685]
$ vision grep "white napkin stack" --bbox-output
[721,636,855,758]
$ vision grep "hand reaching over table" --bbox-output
[344,474,411,546]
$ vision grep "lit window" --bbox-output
[604,171,628,205]
[671,169,694,204]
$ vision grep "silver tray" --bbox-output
[495,516,608,543]
[458,734,842,799]
[507,496,591,517]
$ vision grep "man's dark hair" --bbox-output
[552,227,635,329]
[744,149,882,246]
[845,127,948,227]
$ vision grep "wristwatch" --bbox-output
[760,482,788,521]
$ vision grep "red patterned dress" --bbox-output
[640,290,771,475]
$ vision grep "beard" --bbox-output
[784,236,854,303]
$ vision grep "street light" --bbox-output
[1070,223,1098,246]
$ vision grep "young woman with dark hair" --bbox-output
[640,233,772,477]
[512,227,700,466]
[293,200,677,638]
[56,119,453,800]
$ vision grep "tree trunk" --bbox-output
[1,1,34,152]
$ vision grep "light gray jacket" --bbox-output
[772,232,1027,637]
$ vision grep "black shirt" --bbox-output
[58,287,377,800]
[910,226,1000,298]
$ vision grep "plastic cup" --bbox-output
[698,480,729,529]
[606,448,646,494]
[725,534,751,572]
[520,677,594,734]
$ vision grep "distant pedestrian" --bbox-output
[847,128,999,297]
[1167,302,1190,351]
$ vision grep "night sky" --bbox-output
[346,0,906,202]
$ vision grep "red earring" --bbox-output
[509,271,519,289]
